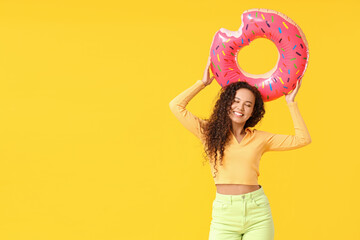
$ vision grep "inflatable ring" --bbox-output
[209,8,309,102]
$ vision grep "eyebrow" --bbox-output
[235,97,253,104]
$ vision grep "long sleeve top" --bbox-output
[169,80,312,185]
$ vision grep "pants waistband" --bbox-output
[215,185,265,201]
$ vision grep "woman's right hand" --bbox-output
[202,56,215,86]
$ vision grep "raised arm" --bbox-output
[263,101,312,152]
[169,80,207,139]
[169,56,214,139]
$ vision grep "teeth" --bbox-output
[234,111,244,116]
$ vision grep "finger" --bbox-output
[294,80,301,92]
[295,82,300,91]
[293,81,298,90]
[292,82,299,92]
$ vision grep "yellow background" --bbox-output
[0,0,359,239]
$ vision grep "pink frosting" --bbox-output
[209,9,309,102]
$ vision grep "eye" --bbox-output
[246,105,251,107]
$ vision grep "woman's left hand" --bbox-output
[285,78,302,103]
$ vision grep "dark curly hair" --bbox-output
[199,81,265,179]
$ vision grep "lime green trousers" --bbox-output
[209,185,275,240]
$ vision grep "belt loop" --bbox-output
[230,196,232,205]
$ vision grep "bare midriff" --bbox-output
[216,184,261,195]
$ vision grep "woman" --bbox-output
[169,56,311,240]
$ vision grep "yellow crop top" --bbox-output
[169,80,312,185]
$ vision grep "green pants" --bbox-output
[209,185,275,240]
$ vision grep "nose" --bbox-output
[236,106,244,111]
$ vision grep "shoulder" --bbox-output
[249,128,272,137]
[199,118,208,125]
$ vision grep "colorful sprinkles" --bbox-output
[282,22,288,29]
[209,10,308,101]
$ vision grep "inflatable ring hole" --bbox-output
[236,38,279,78]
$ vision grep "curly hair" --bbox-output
[199,81,265,179]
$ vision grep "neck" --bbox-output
[231,122,246,136]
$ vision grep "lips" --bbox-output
[233,111,244,117]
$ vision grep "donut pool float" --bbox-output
[209,8,309,101]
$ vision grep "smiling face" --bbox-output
[229,88,255,126]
